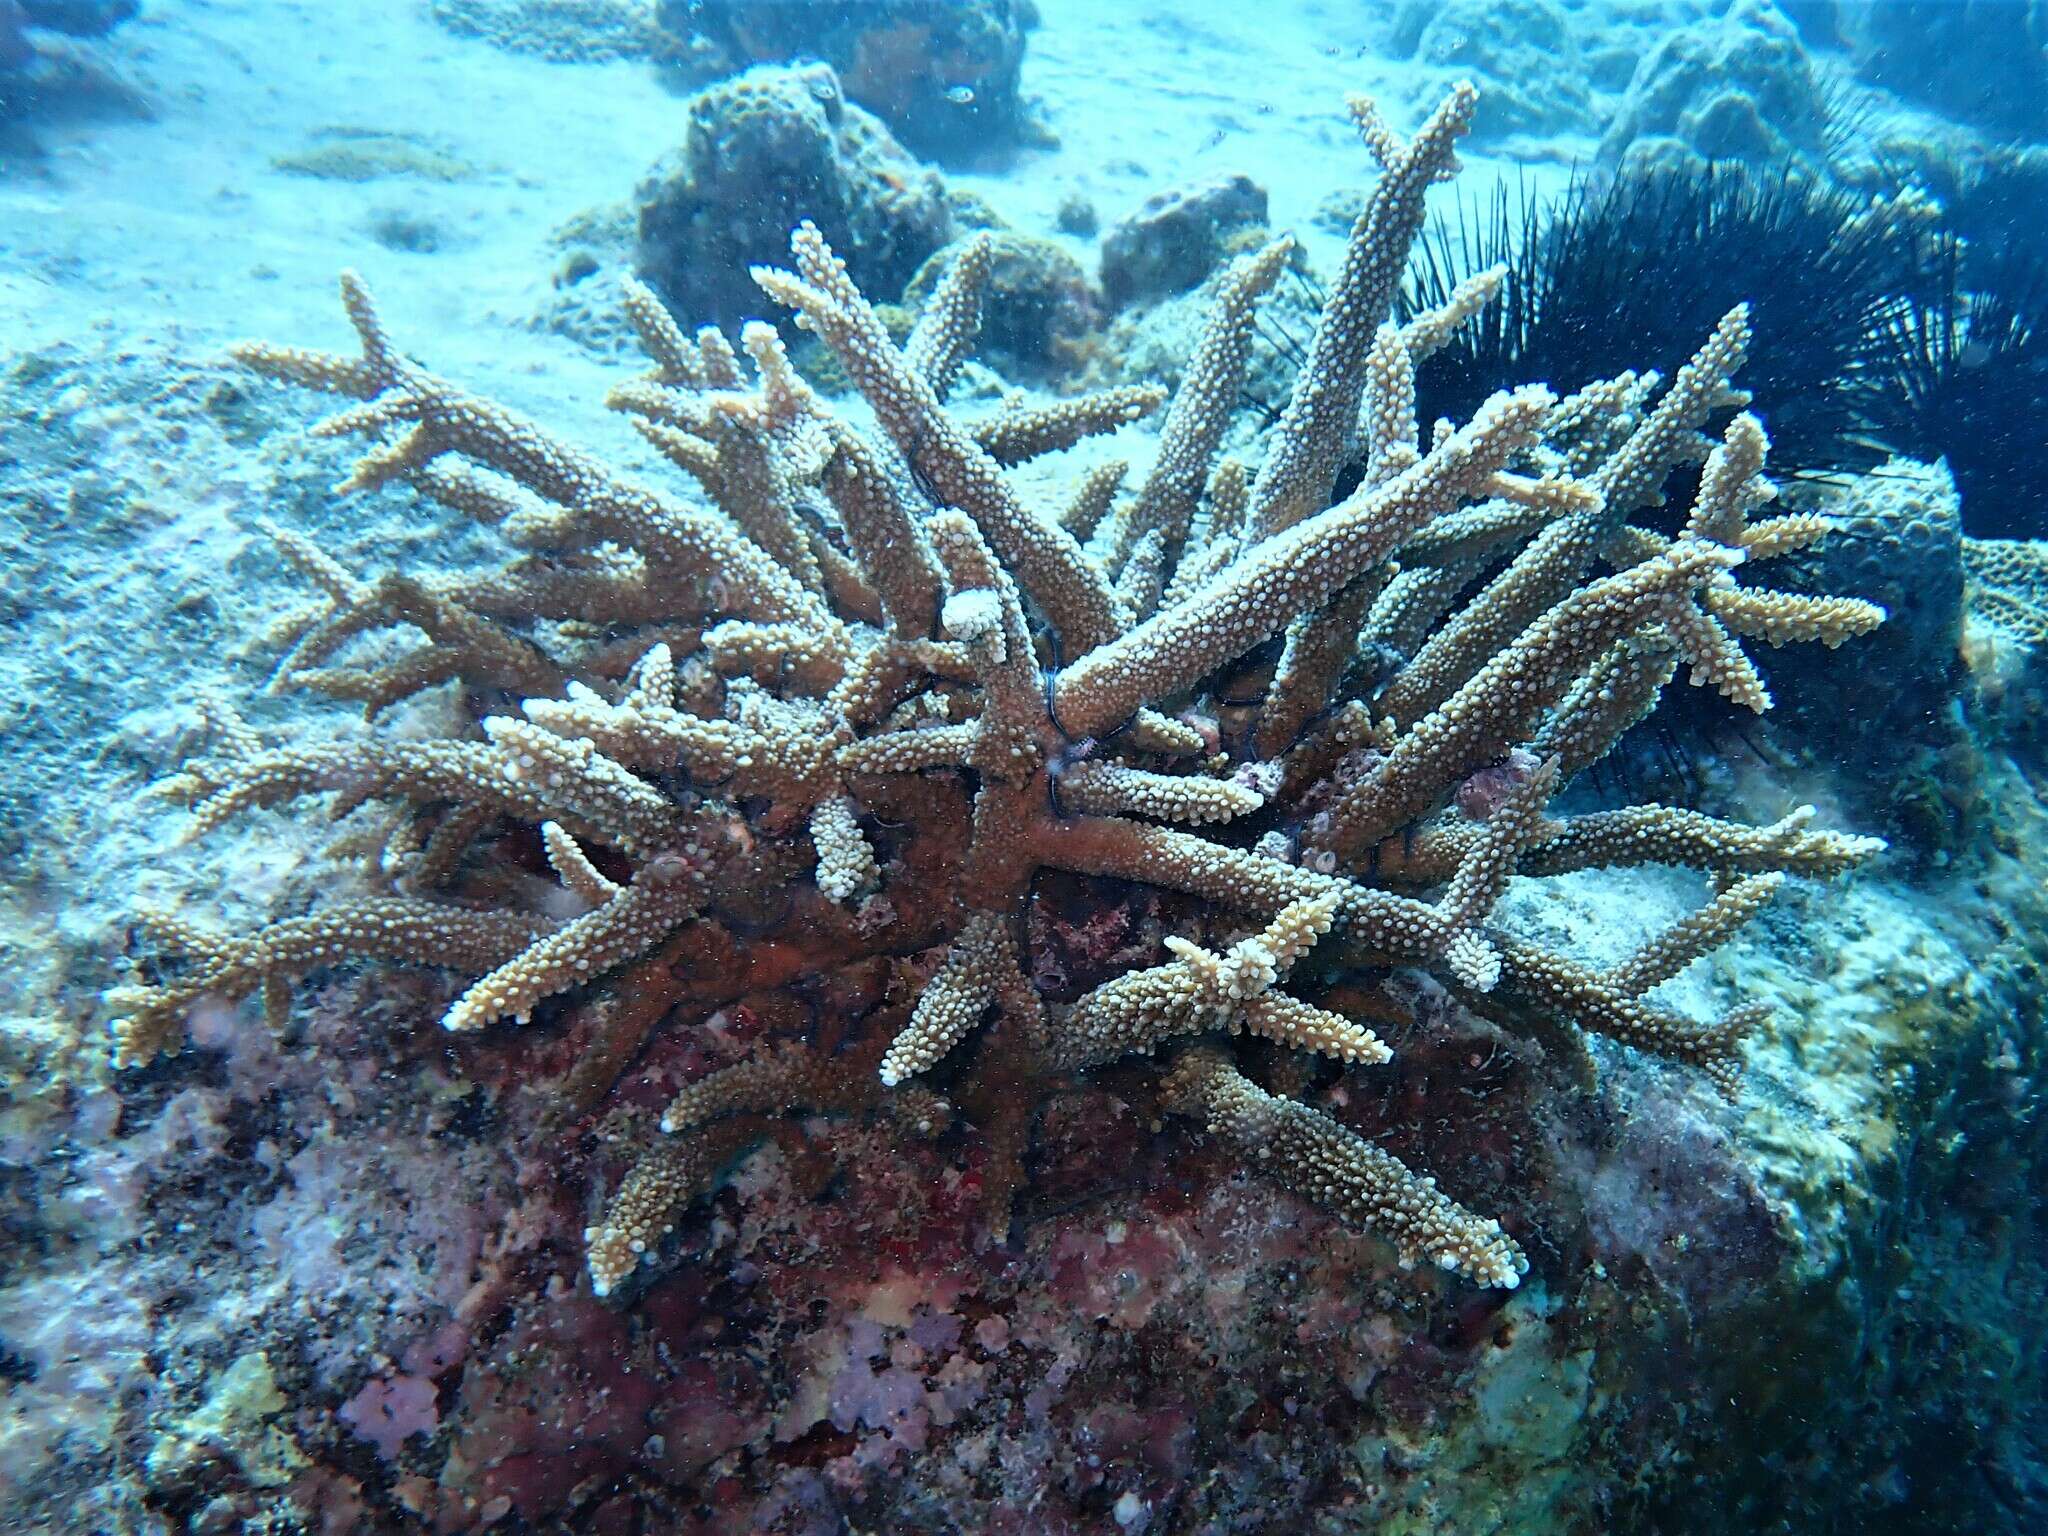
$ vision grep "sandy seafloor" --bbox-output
[2,0,1543,393]
[1,2,2045,1534]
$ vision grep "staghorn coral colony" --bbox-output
[109,81,1889,1309]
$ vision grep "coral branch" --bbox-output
[1162,1050,1526,1287]
[114,81,1893,1310]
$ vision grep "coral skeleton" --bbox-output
[110,81,1887,1301]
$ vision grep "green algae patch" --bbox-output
[273,130,478,183]
[1347,1288,1602,1535]
[147,1351,309,1490]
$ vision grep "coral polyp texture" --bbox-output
[110,81,1887,1304]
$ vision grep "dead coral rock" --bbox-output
[1382,0,1596,139]
[1962,534,2048,756]
[1101,172,1270,309]
[663,0,1039,165]
[906,230,1102,382]
[635,61,955,332]
[427,0,679,64]
[1766,456,1966,789]
[1599,0,1827,172]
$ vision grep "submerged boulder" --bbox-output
[634,61,954,332]
[1600,0,1827,172]
[906,230,1101,381]
[660,0,1040,165]
[1100,173,1268,309]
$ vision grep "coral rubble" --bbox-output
[110,81,1889,1321]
